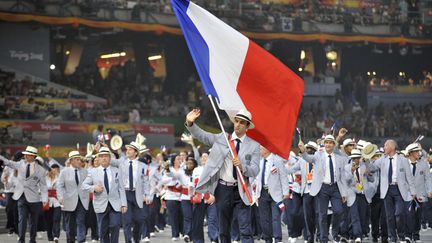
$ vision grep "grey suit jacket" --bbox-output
[411,159,432,202]
[285,156,313,196]
[301,150,348,197]
[186,123,260,205]
[0,156,48,203]
[82,166,127,213]
[344,163,375,206]
[369,154,416,201]
[110,157,151,208]
[57,167,90,211]
[254,154,290,203]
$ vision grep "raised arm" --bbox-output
[185,109,218,146]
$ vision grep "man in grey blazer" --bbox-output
[57,151,89,243]
[82,147,128,243]
[299,135,348,243]
[0,146,48,243]
[254,146,289,243]
[110,141,151,243]
[368,140,416,243]
[185,108,260,243]
[405,143,432,242]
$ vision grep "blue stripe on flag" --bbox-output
[171,0,219,100]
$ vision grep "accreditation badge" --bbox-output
[306,172,313,183]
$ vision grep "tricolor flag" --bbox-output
[171,0,304,159]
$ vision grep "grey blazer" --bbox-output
[186,123,260,206]
[0,156,48,203]
[57,167,90,211]
[411,159,432,202]
[82,166,127,213]
[369,154,416,201]
[285,156,313,196]
[254,154,290,203]
[301,151,348,197]
[110,157,151,207]
[344,163,375,206]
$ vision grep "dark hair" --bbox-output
[169,154,179,166]
[187,156,198,168]
[51,164,60,169]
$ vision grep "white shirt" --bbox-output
[124,159,138,190]
[220,133,245,183]
[260,156,272,186]
[389,156,398,184]
[101,166,113,186]
[323,151,336,184]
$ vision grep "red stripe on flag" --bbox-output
[236,41,304,159]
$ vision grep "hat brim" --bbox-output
[231,116,255,129]
[362,144,378,160]
[69,155,83,160]
[97,152,112,157]
[22,151,37,156]
[139,149,149,154]
[125,144,139,151]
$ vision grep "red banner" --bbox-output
[0,120,173,135]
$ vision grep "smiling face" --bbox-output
[98,154,111,168]
[324,140,335,153]
[126,147,138,159]
[24,154,36,163]
[70,157,82,168]
[233,117,249,137]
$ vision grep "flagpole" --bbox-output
[207,94,253,203]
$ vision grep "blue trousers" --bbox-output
[406,201,422,241]
[140,204,150,239]
[44,206,61,241]
[303,193,318,242]
[192,201,219,243]
[258,189,283,243]
[123,191,144,243]
[64,199,87,243]
[384,185,407,242]
[215,183,253,243]
[17,195,41,243]
[349,194,368,239]
[371,194,388,240]
[181,200,193,237]
[166,200,181,238]
[317,184,344,243]
[285,192,304,239]
[96,203,122,243]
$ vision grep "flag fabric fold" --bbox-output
[172,0,304,159]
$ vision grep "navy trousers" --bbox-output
[123,191,144,243]
[285,192,304,239]
[258,189,282,243]
[317,184,344,243]
[64,199,87,243]
[166,200,181,238]
[303,193,317,242]
[192,201,219,243]
[383,185,406,242]
[371,193,388,240]
[96,203,122,243]
[181,200,193,237]
[406,201,422,241]
[44,206,61,241]
[17,195,41,243]
[215,183,253,243]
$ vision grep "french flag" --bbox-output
[171,0,304,159]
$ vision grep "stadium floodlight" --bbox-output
[100,52,126,59]
[148,55,162,61]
